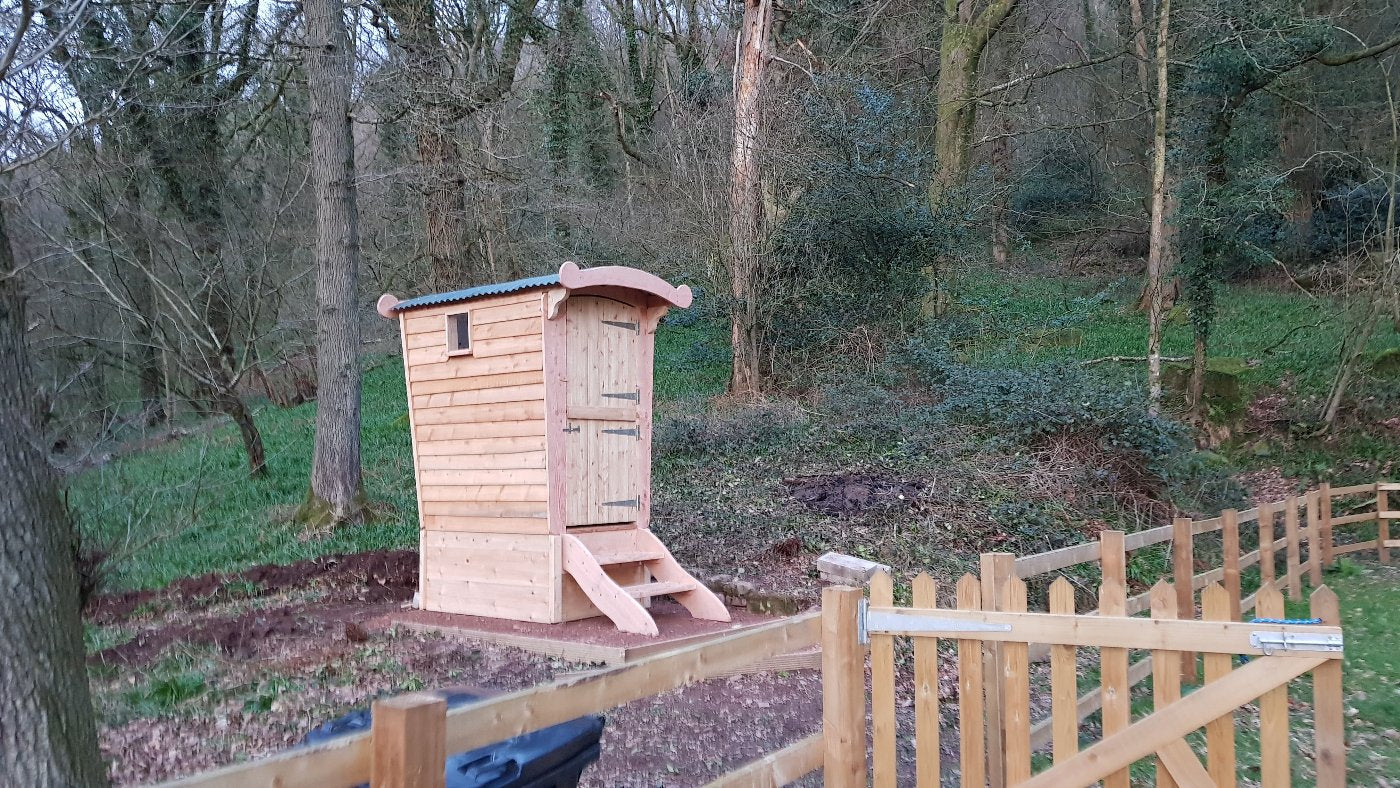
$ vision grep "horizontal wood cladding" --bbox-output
[406,334,542,366]
[404,298,541,336]
[419,468,548,487]
[404,316,541,350]
[421,532,552,585]
[416,451,546,471]
[422,514,550,534]
[420,577,554,622]
[419,484,548,502]
[415,434,546,456]
[401,292,543,326]
[561,565,648,622]
[419,501,548,518]
[413,401,545,426]
[412,383,545,410]
[409,370,545,397]
[409,352,544,383]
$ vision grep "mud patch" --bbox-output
[88,550,418,624]
[783,472,923,516]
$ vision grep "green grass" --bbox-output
[75,318,736,593]
[956,272,1400,395]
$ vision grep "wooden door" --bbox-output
[564,296,642,526]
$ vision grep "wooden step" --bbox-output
[592,550,665,566]
[623,580,695,599]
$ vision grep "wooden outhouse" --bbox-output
[377,262,729,635]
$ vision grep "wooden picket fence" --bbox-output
[151,480,1390,787]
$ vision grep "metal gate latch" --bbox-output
[1249,631,1343,655]
[858,600,1013,644]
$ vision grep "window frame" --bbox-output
[444,310,473,357]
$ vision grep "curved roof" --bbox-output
[379,262,693,318]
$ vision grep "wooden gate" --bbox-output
[822,571,1346,787]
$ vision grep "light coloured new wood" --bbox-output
[421,515,549,534]
[420,532,553,587]
[864,606,1343,654]
[956,574,986,788]
[704,732,824,788]
[1124,523,1175,550]
[1284,496,1302,600]
[1310,586,1345,787]
[560,535,656,635]
[1001,576,1031,785]
[413,400,546,426]
[980,553,1012,788]
[912,573,939,788]
[412,383,546,410]
[1150,581,1181,788]
[1028,656,1153,751]
[1048,578,1078,765]
[409,351,545,383]
[1202,583,1236,788]
[418,485,547,503]
[409,370,544,396]
[1330,481,1377,497]
[625,531,729,622]
[419,501,547,518]
[1155,738,1214,787]
[1258,502,1276,586]
[419,468,549,487]
[1013,541,1100,578]
[1222,509,1242,620]
[1319,483,1334,568]
[823,587,867,788]
[1333,539,1378,555]
[1381,488,1391,564]
[1306,493,1323,587]
[1255,583,1290,788]
[1020,655,1326,788]
[1098,531,1129,788]
[870,571,896,788]
[371,693,446,788]
[416,434,546,456]
[1172,517,1197,681]
[1329,511,1378,526]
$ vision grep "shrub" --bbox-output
[653,398,807,458]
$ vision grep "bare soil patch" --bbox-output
[784,472,924,516]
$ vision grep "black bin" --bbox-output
[302,689,605,787]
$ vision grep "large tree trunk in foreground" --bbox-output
[727,0,772,397]
[298,0,367,527]
[1144,0,1173,416]
[0,202,107,787]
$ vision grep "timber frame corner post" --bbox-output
[378,262,728,636]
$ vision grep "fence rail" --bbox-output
[153,479,1390,787]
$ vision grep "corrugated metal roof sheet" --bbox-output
[391,273,561,313]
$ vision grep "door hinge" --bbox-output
[602,498,640,508]
[1249,631,1343,655]
[602,389,641,402]
[602,427,640,439]
[602,319,640,333]
[858,599,1013,644]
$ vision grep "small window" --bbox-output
[445,311,472,356]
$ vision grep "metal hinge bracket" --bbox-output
[602,389,641,402]
[602,319,640,333]
[1249,631,1343,655]
[602,427,640,439]
[858,601,1012,645]
[602,498,640,508]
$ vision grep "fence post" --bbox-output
[1310,586,1345,788]
[980,552,1013,788]
[1099,530,1130,788]
[823,585,866,788]
[1202,584,1237,788]
[1379,484,1391,565]
[371,693,447,788]
[1222,509,1242,620]
[869,572,896,788]
[1171,517,1197,682]
[1307,493,1323,587]
[1319,482,1334,568]
[1258,502,1275,587]
[1284,495,1302,600]
[1149,581,1180,788]
[957,575,987,788]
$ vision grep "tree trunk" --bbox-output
[927,0,1019,209]
[0,200,107,787]
[728,0,772,397]
[1188,327,1207,422]
[299,0,367,527]
[1144,0,1173,416]
[215,391,268,477]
